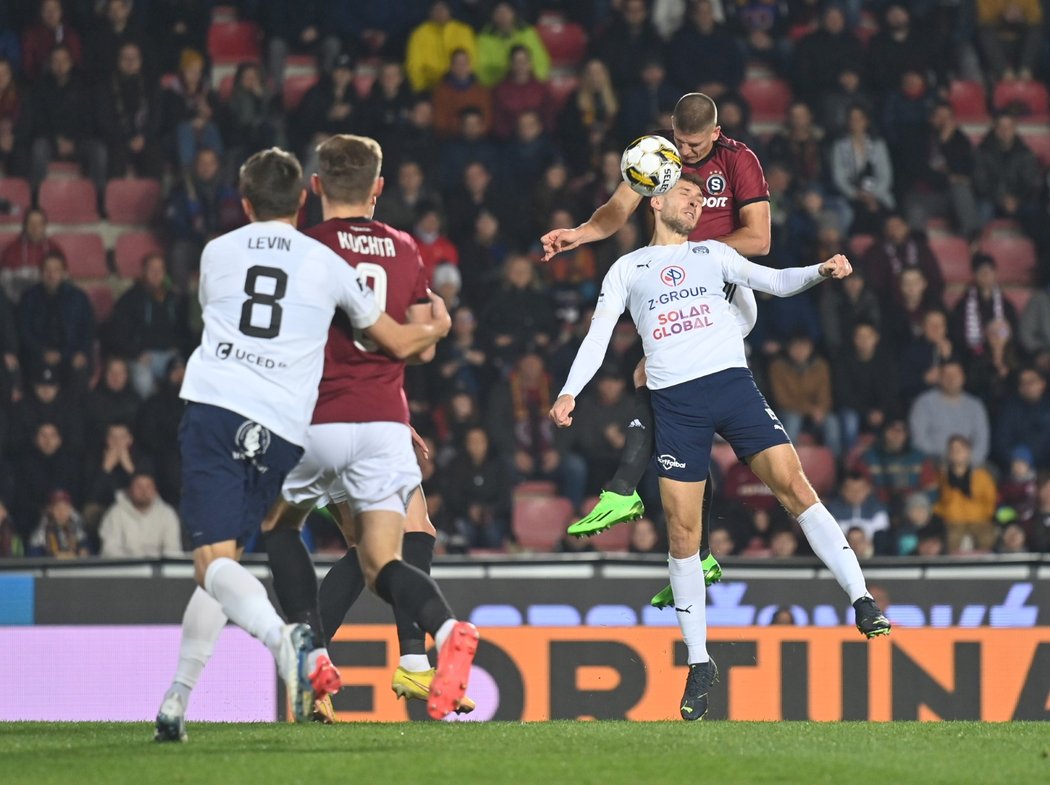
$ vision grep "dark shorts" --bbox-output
[650,367,791,481]
[179,402,304,549]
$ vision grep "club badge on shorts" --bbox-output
[233,420,272,469]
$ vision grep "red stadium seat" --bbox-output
[943,284,965,310]
[980,218,1022,238]
[512,495,573,550]
[948,80,989,123]
[979,234,1036,285]
[796,445,836,496]
[536,15,587,68]
[1019,125,1050,168]
[217,74,235,102]
[548,71,579,112]
[283,73,319,110]
[1003,286,1033,315]
[591,519,631,552]
[710,441,737,478]
[87,284,115,322]
[114,231,163,277]
[52,233,107,279]
[104,179,161,225]
[0,178,31,224]
[928,234,972,285]
[0,231,18,253]
[516,481,558,496]
[993,80,1049,120]
[207,21,262,62]
[739,78,793,123]
[39,179,99,223]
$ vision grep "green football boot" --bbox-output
[567,490,645,537]
[650,552,724,609]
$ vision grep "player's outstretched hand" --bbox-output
[550,394,576,428]
[540,228,582,262]
[427,289,452,335]
[819,254,853,279]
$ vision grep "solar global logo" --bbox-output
[660,265,686,287]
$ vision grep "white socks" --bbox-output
[668,552,709,665]
[399,654,431,672]
[204,557,285,657]
[797,503,869,603]
[168,587,228,707]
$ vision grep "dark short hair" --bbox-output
[316,135,383,205]
[947,434,972,449]
[679,171,704,190]
[672,93,718,133]
[239,148,303,221]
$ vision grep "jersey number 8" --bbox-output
[239,266,288,339]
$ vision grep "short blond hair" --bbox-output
[316,135,383,204]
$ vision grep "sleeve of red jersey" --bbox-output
[409,242,431,305]
[733,147,771,208]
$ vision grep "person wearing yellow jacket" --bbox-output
[933,435,999,553]
[476,2,551,87]
[405,1,478,93]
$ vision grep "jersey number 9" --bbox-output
[239,266,288,339]
[352,262,388,352]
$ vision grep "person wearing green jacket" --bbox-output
[476,2,551,87]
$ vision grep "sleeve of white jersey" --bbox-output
[329,254,382,329]
[719,244,825,297]
[559,261,628,398]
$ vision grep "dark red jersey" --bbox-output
[660,131,770,242]
[307,217,429,425]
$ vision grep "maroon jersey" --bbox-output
[660,131,770,242]
[307,217,429,425]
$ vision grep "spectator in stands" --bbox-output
[386,97,439,181]
[21,0,83,81]
[145,0,209,75]
[16,251,93,387]
[593,0,659,90]
[882,70,935,196]
[766,102,825,192]
[666,0,744,99]
[161,48,222,169]
[790,5,860,107]
[1019,287,1050,370]
[934,434,999,552]
[134,355,183,504]
[504,110,557,189]
[769,528,799,558]
[0,208,58,302]
[292,54,358,158]
[829,104,895,235]
[446,426,510,550]
[976,0,1043,83]
[834,321,900,452]
[224,62,282,167]
[412,204,458,282]
[96,41,164,179]
[898,308,960,403]
[884,268,937,350]
[993,367,1050,470]
[0,287,17,421]
[26,44,107,196]
[997,522,1030,553]
[863,4,931,95]
[457,209,509,303]
[486,352,585,512]
[819,268,881,357]
[715,93,763,160]
[950,253,1019,357]
[481,255,558,368]
[0,56,22,177]
[973,114,1042,226]
[749,289,823,367]
[374,159,441,233]
[431,261,461,309]
[910,360,991,465]
[83,419,150,525]
[558,59,618,175]
[997,444,1038,527]
[434,306,488,401]
[84,356,139,449]
[531,161,580,240]
[445,159,511,247]
[99,471,181,557]
[14,422,80,539]
[827,472,891,554]
[0,500,23,557]
[860,213,944,306]
[432,48,492,139]
[476,2,551,88]
[404,0,477,93]
[966,316,1023,407]
[568,364,633,495]
[906,102,980,239]
[727,0,790,72]
[1033,477,1050,552]
[768,332,841,455]
[437,107,500,190]
[326,0,421,62]
[857,419,938,511]
[255,0,340,88]
[491,45,554,141]
[629,517,665,555]
[362,61,414,141]
[893,491,942,556]
[543,207,598,320]
[617,54,680,142]
[819,68,874,139]
[8,362,83,457]
[85,0,151,82]
[165,147,241,288]
[27,489,89,558]
[108,253,189,398]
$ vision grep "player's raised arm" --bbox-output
[720,244,853,298]
[540,181,643,262]
[366,290,451,360]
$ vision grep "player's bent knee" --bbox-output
[192,541,239,587]
[260,497,308,533]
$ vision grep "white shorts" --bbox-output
[281,422,421,515]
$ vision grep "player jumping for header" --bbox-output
[551,174,890,719]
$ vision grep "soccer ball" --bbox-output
[620,135,683,197]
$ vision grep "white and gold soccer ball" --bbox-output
[620,135,683,197]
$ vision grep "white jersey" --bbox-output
[561,240,825,396]
[181,220,382,445]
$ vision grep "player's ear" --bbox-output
[310,173,323,197]
[240,198,255,222]
[373,175,385,200]
[297,187,307,211]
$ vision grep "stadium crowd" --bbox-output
[0,0,1049,561]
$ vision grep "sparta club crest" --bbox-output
[705,173,726,195]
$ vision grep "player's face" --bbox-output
[658,180,703,234]
[672,125,719,164]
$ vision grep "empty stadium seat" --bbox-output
[52,233,107,279]
[928,234,972,284]
[207,20,262,62]
[39,179,99,223]
[548,71,579,112]
[284,73,319,110]
[979,234,1036,285]
[796,445,836,496]
[0,178,31,224]
[114,231,163,277]
[536,14,587,68]
[739,78,792,123]
[512,495,573,550]
[948,80,989,123]
[993,79,1049,120]
[87,284,115,322]
[104,179,161,225]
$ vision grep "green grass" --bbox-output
[1,722,1047,785]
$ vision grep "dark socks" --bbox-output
[606,386,654,496]
[373,559,453,640]
[700,470,714,559]
[396,532,435,656]
[318,546,366,647]
[262,527,322,642]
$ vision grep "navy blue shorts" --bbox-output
[179,402,304,549]
[650,367,790,481]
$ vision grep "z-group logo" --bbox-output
[660,265,686,287]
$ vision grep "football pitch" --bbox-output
[2,721,1046,785]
